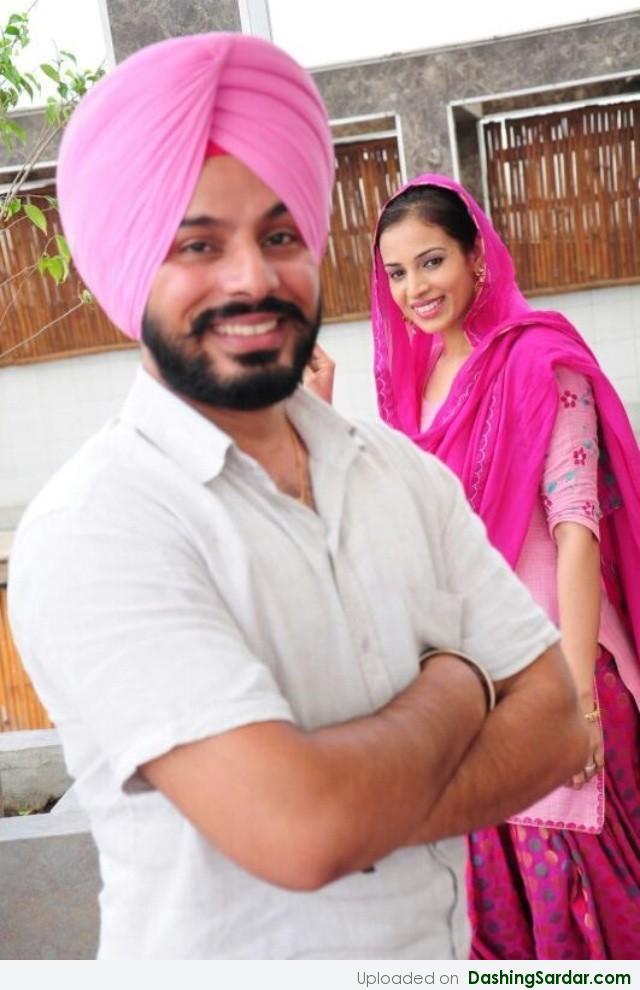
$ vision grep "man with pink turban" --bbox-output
[9,33,586,959]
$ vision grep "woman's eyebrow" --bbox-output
[383,246,446,268]
[414,246,446,261]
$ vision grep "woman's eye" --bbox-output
[389,270,404,281]
[424,256,443,269]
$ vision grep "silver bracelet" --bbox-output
[419,648,496,713]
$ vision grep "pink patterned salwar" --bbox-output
[468,648,640,960]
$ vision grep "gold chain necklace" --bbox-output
[287,420,314,509]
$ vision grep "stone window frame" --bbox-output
[448,69,640,295]
[330,109,407,179]
[448,67,640,205]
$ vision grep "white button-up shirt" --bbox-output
[9,369,558,960]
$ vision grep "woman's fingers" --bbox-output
[303,344,336,403]
[567,713,604,788]
[308,344,335,375]
[592,723,605,769]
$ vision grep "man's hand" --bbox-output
[303,344,335,403]
[406,643,590,844]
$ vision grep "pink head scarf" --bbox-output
[372,173,640,689]
[372,172,533,437]
[56,33,334,340]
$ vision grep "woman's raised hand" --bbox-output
[303,344,335,404]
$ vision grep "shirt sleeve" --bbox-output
[8,495,294,793]
[433,461,561,681]
[542,366,601,541]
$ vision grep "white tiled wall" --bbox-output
[1,283,639,517]
[0,349,138,519]
[532,284,640,408]
[319,319,377,422]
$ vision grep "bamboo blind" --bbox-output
[0,186,132,367]
[321,136,402,320]
[0,586,53,731]
[483,100,640,293]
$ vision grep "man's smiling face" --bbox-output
[142,154,322,410]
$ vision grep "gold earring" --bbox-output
[473,264,486,292]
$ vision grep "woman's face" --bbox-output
[378,212,481,340]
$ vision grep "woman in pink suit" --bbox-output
[367,174,640,959]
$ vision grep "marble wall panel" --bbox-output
[441,34,551,103]
[314,53,448,122]
[313,13,640,183]
[545,16,640,80]
[106,0,240,62]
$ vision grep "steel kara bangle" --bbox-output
[419,648,496,713]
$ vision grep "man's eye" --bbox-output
[183,241,213,254]
[265,231,298,247]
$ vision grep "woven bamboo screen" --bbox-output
[0,586,53,731]
[483,100,640,293]
[322,136,402,321]
[0,185,134,367]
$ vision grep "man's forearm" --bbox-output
[405,645,589,845]
[142,654,487,889]
[296,655,490,883]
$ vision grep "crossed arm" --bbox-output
[142,642,587,891]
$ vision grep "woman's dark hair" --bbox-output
[376,185,477,254]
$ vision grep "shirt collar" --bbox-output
[119,368,233,484]
[119,366,367,486]
[285,383,366,465]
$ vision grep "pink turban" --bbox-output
[56,33,334,340]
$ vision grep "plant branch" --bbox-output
[0,297,85,361]
[0,258,39,294]
[2,204,56,233]
[2,123,62,211]
[0,226,61,299]
[0,263,33,326]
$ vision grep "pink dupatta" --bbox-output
[372,174,640,827]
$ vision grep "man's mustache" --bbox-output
[188,297,311,339]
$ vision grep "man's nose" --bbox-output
[219,242,280,300]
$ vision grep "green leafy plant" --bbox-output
[0,2,104,361]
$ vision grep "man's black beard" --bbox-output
[142,297,321,411]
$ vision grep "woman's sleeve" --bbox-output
[542,366,601,541]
